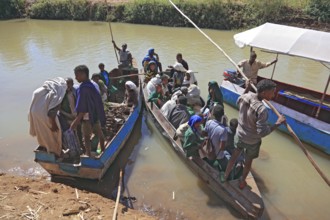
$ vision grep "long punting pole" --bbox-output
[112,170,123,220]
[315,63,330,118]
[104,0,119,64]
[167,0,330,186]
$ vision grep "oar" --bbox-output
[112,170,123,220]
[168,0,330,187]
[104,0,119,64]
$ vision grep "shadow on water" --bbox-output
[51,112,144,202]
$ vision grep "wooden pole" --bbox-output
[112,170,123,220]
[270,53,279,80]
[104,0,119,64]
[109,73,145,79]
[315,63,330,118]
[167,0,330,187]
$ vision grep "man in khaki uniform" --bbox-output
[238,51,277,85]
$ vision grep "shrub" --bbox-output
[0,0,25,19]
[305,0,330,22]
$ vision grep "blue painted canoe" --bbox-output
[34,77,143,180]
[220,78,330,154]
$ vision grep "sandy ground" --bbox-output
[0,173,155,220]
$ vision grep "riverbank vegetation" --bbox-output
[0,0,329,30]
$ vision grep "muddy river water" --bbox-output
[0,19,329,219]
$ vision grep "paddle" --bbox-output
[104,0,119,64]
[168,0,330,187]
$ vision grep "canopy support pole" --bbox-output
[270,53,279,80]
[315,63,330,118]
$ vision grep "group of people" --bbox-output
[143,49,285,189]
[29,63,139,161]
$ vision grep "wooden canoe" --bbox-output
[140,75,264,219]
[221,76,330,154]
[34,69,143,180]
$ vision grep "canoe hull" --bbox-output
[220,80,330,154]
[141,75,264,219]
[35,80,143,180]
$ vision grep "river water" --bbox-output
[0,20,329,219]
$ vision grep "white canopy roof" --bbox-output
[234,23,330,64]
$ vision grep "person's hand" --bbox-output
[273,59,278,64]
[70,120,78,131]
[275,114,286,126]
[245,79,252,88]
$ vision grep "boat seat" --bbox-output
[278,90,330,111]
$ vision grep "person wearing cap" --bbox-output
[92,73,107,102]
[142,48,162,72]
[172,62,187,89]
[112,41,132,68]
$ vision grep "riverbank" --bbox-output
[0,173,155,219]
[0,0,329,31]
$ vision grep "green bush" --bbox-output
[30,0,89,20]
[0,0,25,19]
[305,0,330,22]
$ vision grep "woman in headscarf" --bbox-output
[29,77,67,157]
[205,81,224,111]
[182,115,205,158]
[124,81,138,108]
[144,61,158,83]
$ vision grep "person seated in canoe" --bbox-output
[160,87,188,119]
[92,73,108,102]
[203,105,229,181]
[203,81,224,114]
[98,63,118,100]
[168,96,191,129]
[142,48,162,73]
[237,51,277,86]
[29,77,67,157]
[146,75,161,96]
[182,70,198,87]
[223,79,286,189]
[182,115,205,158]
[148,83,164,108]
[172,62,187,89]
[144,61,158,83]
[225,118,238,155]
[112,40,132,68]
[161,74,170,99]
[124,81,138,108]
[70,65,106,157]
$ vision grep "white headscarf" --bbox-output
[125,81,137,90]
[173,62,187,72]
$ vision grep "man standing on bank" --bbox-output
[238,51,277,85]
[223,79,286,189]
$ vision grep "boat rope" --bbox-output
[168,0,330,187]
[104,0,119,64]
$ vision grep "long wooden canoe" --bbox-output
[140,75,264,219]
[34,67,142,180]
